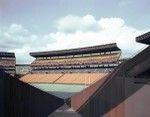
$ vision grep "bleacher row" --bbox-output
[31,53,120,67]
[0,60,15,67]
[20,73,108,85]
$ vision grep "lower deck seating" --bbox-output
[20,73,108,85]
[20,73,63,83]
[55,73,108,85]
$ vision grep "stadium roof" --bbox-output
[136,32,150,45]
[30,43,120,57]
[0,52,15,57]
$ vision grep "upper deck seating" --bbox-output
[31,53,120,67]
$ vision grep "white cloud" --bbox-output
[0,15,149,63]
[0,24,55,63]
[98,18,125,29]
[8,24,29,35]
[56,15,99,32]
[51,16,148,58]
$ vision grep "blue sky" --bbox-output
[0,0,150,63]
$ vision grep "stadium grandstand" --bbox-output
[30,43,121,72]
[21,43,121,98]
[0,52,16,76]
[0,32,149,117]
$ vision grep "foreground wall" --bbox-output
[71,46,150,117]
[103,76,150,117]
[75,72,150,117]
[0,70,64,117]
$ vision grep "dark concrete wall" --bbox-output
[77,76,125,117]
[124,77,150,117]
[0,70,64,117]
[102,77,150,117]
[0,76,4,117]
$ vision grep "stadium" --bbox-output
[0,32,150,117]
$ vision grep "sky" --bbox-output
[0,0,150,63]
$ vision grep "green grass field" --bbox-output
[31,83,87,93]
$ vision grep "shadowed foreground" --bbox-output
[0,70,64,117]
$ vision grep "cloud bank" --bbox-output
[0,15,149,63]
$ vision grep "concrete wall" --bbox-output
[0,70,64,117]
